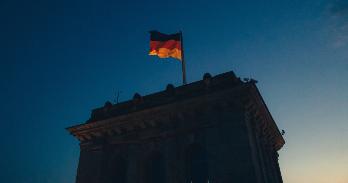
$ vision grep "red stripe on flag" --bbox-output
[150,40,181,52]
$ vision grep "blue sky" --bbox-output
[0,0,347,182]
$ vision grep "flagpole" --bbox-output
[180,31,187,85]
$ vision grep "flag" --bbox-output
[149,31,182,60]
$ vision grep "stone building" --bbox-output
[67,71,285,183]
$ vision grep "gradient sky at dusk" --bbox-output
[1,0,347,182]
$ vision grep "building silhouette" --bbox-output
[67,71,285,183]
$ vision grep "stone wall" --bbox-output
[68,71,285,183]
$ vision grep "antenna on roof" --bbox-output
[114,91,122,104]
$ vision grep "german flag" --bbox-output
[149,31,182,61]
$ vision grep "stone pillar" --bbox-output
[214,105,257,183]
[245,112,264,183]
[253,125,269,183]
[76,145,105,183]
[126,144,138,183]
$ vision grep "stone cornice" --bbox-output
[66,84,246,142]
[243,83,285,151]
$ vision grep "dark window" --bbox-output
[145,151,165,183]
[186,144,209,183]
[110,156,127,183]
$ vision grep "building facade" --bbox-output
[67,71,285,183]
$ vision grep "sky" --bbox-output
[0,0,347,182]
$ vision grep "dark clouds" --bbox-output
[328,0,348,47]
[330,0,348,16]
